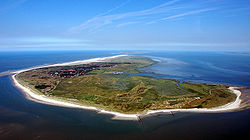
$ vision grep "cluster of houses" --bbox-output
[48,63,117,77]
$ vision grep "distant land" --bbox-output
[227,52,250,56]
[12,55,242,119]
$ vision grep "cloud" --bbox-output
[0,37,90,47]
[161,8,216,20]
[69,0,180,33]
[116,21,138,28]
[97,0,131,17]
[145,21,156,25]
[68,0,220,34]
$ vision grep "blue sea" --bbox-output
[0,50,249,139]
[139,51,250,87]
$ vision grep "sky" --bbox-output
[0,0,250,51]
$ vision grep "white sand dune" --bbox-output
[11,55,242,120]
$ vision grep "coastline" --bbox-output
[11,55,242,120]
[12,54,128,74]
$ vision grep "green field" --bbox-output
[17,55,236,113]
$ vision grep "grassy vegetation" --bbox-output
[90,55,156,74]
[17,55,237,113]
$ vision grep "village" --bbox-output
[48,63,119,78]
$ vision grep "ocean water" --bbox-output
[0,50,249,139]
[0,51,117,72]
[142,51,250,87]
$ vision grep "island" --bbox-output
[12,55,241,120]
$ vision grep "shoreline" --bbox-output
[11,55,242,120]
[12,54,128,74]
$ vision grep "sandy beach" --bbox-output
[11,55,242,120]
